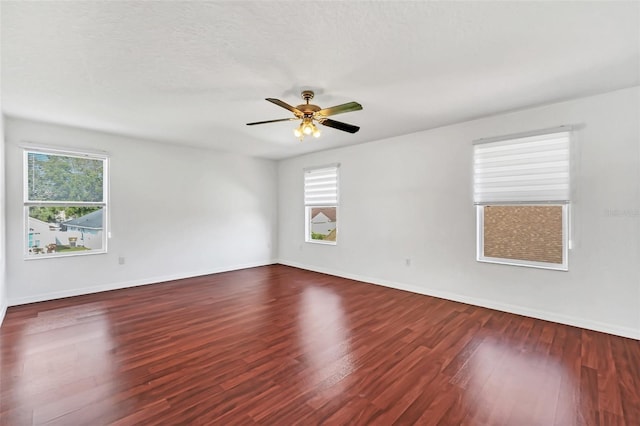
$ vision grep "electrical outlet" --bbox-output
[118,257,125,265]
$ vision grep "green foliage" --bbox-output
[28,152,103,202]
[57,246,90,252]
[311,232,326,240]
[29,206,101,224]
[29,207,58,223]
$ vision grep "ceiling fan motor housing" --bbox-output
[298,91,320,115]
[297,104,321,116]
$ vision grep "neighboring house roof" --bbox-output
[311,207,336,222]
[28,217,60,231]
[28,217,51,228]
[63,209,103,230]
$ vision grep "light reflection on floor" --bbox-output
[298,286,355,390]
[12,303,118,423]
[464,337,578,424]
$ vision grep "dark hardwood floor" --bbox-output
[1,265,639,425]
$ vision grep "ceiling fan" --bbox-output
[246,90,362,141]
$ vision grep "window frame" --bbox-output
[476,203,569,271]
[305,205,338,245]
[23,146,109,259]
[473,127,572,271]
[304,164,339,245]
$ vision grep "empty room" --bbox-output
[1,1,639,425]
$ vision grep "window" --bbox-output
[24,148,108,258]
[473,128,570,270]
[304,165,339,244]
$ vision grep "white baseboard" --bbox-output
[277,260,640,340]
[7,260,278,307]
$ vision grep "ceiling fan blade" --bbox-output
[317,101,363,117]
[266,98,303,117]
[318,118,360,134]
[246,117,299,126]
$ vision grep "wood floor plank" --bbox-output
[1,264,639,425]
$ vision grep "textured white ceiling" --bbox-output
[2,1,639,159]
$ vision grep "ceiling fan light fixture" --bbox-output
[302,119,314,135]
[294,119,319,141]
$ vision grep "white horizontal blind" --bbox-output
[304,165,339,206]
[473,131,570,204]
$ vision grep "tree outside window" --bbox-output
[24,149,108,258]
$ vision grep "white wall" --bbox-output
[278,87,640,339]
[0,113,6,325]
[5,117,278,304]
[0,0,5,327]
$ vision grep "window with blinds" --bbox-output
[473,128,570,270]
[304,165,339,244]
